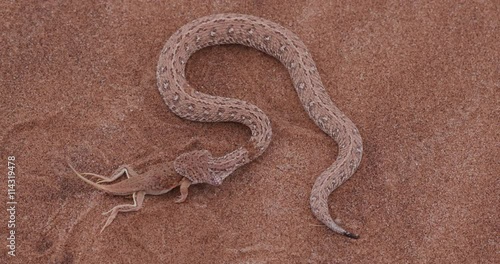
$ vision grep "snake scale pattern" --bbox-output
[157,13,363,238]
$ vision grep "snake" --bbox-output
[157,13,363,238]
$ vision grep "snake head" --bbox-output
[174,150,220,185]
[174,149,244,186]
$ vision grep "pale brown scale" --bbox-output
[158,14,363,238]
[71,13,363,237]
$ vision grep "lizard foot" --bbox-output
[175,178,192,203]
[100,191,146,232]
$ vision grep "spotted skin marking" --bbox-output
[71,13,363,237]
[158,14,363,238]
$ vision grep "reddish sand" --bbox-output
[1,1,498,263]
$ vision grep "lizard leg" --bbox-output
[175,178,192,203]
[79,166,140,199]
[80,165,139,184]
[100,190,146,232]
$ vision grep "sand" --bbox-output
[1,1,498,263]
